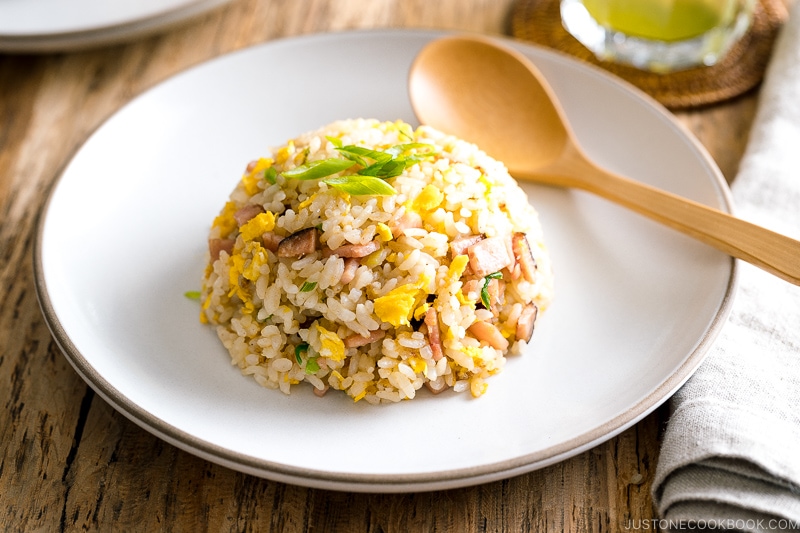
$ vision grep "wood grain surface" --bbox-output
[0,0,775,531]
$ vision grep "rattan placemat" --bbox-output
[510,0,788,109]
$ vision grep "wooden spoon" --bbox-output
[409,35,800,285]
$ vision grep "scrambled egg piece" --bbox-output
[241,157,274,195]
[374,285,418,327]
[462,346,484,364]
[241,242,268,282]
[412,184,444,212]
[276,140,295,165]
[448,254,469,282]
[471,379,489,398]
[212,201,238,237]
[408,356,426,374]
[316,324,345,362]
[226,241,267,316]
[374,275,431,327]
[376,222,393,242]
[456,290,473,306]
[239,212,276,242]
[228,255,245,291]
[413,303,429,321]
[297,193,316,210]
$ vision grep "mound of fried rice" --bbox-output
[199,119,553,403]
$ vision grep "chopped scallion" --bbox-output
[299,281,317,292]
[282,158,356,180]
[336,145,393,167]
[480,272,503,309]
[295,342,309,365]
[294,343,320,374]
[323,175,397,196]
[278,139,438,196]
[305,357,320,374]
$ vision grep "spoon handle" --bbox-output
[530,156,800,285]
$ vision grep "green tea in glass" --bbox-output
[561,0,755,72]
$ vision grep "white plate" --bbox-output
[0,0,230,52]
[34,30,736,492]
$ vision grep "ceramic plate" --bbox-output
[0,0,230,52]
[35,30,736,492]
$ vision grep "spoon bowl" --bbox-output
[408,36,569,174]
[409,35,800,285]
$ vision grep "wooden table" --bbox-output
[0,0,775,530]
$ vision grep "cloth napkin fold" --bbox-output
[652,3,800,532]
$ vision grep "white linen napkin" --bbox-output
[652,3,800,532]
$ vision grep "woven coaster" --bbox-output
[510,0,789,109]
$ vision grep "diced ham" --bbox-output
[512,233,537,283]
[468,320,509,351]
[261,231,283,252]
[389,210,423,237]
[424,377,448,395]
[450,234,483,258]
[245,160,258,173]
[234,204,265,226]
[339,258,360,285]
[343,329,386,348]
[208,238,234,260]
[424,307,444,361]
[313,385,329,398]
[506,304,523,332]
[325,240,380,258]
[515,303,539,343]
[467,236,512,277]
[462,279,482,300]
[505,234,518,279]
[277,227,319,258]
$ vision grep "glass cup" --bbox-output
[560,0,756,72]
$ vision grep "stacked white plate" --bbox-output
[0,0,231,52]
[35,30,736,492]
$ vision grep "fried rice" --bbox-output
[199,118,553,403]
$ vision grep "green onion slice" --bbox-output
[264,166,277,184]
[295,343,309,365]
[305,357,320,374]
[323,175,397,196]
[279,138,438,196]
[336,145,393,167]
[282,158,356,180]
[480,272,503,309]
[299,281,317,292]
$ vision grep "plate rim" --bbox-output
[32,27,738,492]
[0,0,231,52]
